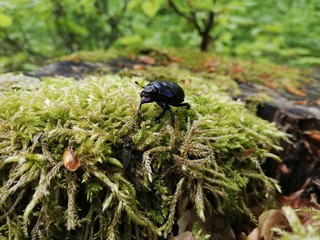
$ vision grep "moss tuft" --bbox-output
[0,75,287,239]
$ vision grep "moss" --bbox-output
[63,47,310,92]
[163,48,310,88]
[0,74,287,239]
[60,48,137,63]
[122,66,241,96]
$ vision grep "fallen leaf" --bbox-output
[229,64,244,75]
[258,209,288,240]
[167,55,182,63]
[303,130,320,142]
[133,64,147,70]
[203,61,218,72]
[177,209,194,234]
[279,163,290,174]
[246,228,259,240]
[276,189,304,208]
[176,208,236,240]
[264,81,277,89]
[303,140,313,154]
[62,146,80,171]
[206,66,216,72]
[248,205,320,240]
[260,73,273,81]
[138,55,156,65]
[159,60,170,65]
[170,231,195,240]
[276,179,314,209]
[294,100,309,105]
[284,85,307,96]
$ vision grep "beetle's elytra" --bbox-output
[136,81,190,125]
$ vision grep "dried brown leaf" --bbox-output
[167,55,182,63]
[229,64,244,74]
[284,85,307,96]
[62,146,80,171]
[264,81,277,89]
[276,189,305,208]
[278,163,290,174]
[279,163,290,174]
[246,227,259,240]
[294,100,309,105]
[170,231,195,240]
[138,55,156,65]
[258,209,288,240]
[133,64,147,70]
[303,130,320,142]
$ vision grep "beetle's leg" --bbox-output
[177,102,191,109]
[156,102,175,125]
[155,102,169,123]
[155,108,166,123]
[168,107,175,125]
[137,101,143,116]
[137,101,144,127]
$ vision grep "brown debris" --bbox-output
[284,85,307,96]
[137,55,156,65]
[303,130,320,142]
[62,146,80,171]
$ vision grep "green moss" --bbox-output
[122,66,241,96]
[65,47,310,92]
[60,48,137,63]
[0,74,287,239]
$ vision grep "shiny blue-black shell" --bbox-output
[144,81,185,106]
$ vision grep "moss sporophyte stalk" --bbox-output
[0,74,287,239]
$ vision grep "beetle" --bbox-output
[121,136,133,169]
[136,81,190,125]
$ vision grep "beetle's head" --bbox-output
[140,85,158,103]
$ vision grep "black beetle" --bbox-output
[121,136,133,169]
[136,81,190,125]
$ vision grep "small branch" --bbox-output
[105,0,128,48]
[167,0,189,20]
[51,0,74,52]
[187,1,202,35]
[4,36,46,60]
[168,0,215,51]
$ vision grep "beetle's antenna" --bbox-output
[135,81,144,88]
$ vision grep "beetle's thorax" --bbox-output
[140,85,158,103]
[143,85,157,94]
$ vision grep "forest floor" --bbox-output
[3,48,320,239]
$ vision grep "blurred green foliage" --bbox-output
[0,0,320,71]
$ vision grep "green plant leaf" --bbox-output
[142,0,162,17]
[0,14,12,28]
[128,0,141,10]
[117,35,142,46]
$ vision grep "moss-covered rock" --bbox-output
[0,74,287,239]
